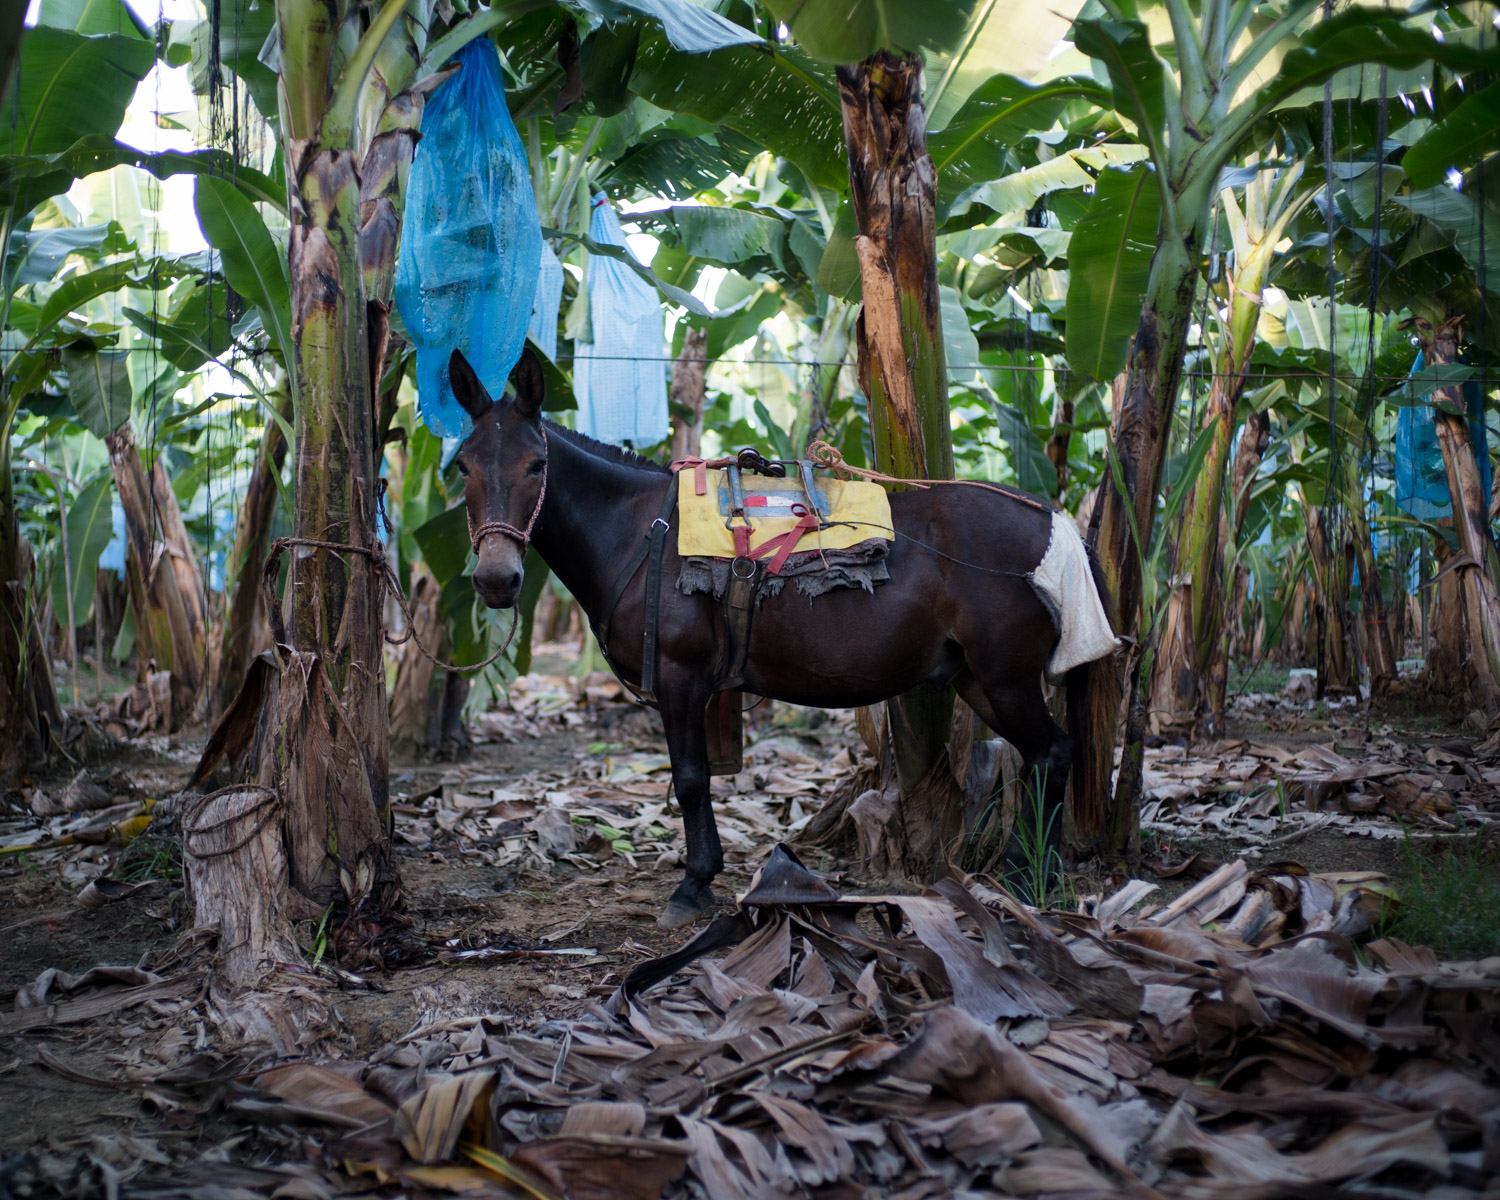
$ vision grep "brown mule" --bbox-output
[452,348,1114,928]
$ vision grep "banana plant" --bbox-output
[1067,0,1499,851]
[1150,159,1317,736]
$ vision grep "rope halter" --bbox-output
[468,425,549,554]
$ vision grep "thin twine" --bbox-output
[181,784,282,859]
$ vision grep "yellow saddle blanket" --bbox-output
[676,466,894,562]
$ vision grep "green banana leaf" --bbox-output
[1064,164,1161,382]
[62,343,133,439]
[193,175,293,360]
[51,472,114,621]
[760,0,978,64]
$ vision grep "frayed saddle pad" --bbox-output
[675,466,893,604]
[679,541,891,604]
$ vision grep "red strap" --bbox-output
[670,455,734,497]
[733,524,752,559]
[751,508,820,576]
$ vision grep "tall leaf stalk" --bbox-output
[1151,166,1313,735]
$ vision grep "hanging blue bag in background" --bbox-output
[396,39,542,437]
[528,243,564,362]
[574,197,669,446]
[1394,349,1491,521]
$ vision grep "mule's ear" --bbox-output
[449,349,493,420]
[509,347,546,419]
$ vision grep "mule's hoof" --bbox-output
[656,890,718,931]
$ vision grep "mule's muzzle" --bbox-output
[472,543,525,609]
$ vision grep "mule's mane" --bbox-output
[543,420,670,475]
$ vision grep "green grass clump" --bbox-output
[1227,664,1290,694]
[1394,841,1500,959]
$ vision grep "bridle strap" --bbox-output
[469,426,549,553]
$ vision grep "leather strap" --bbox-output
[716,556,760,692]
[594,481,680,706]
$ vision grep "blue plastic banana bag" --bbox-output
[396,39,542,437]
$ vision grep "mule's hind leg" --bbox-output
[657,679,725,930]
[955,674,1072,901]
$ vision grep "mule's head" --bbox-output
[451,347,547,609]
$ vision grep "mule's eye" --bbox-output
[527,459,546,476]
[455,458,470,477]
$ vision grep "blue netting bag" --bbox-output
[1394,349,1491,521]
[395,39,542,437]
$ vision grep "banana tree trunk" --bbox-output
[670,327,707,460]
[388,561,446,760]
[837,51,959,879]
[207,0,437,982]
[214,386,293,711]
[259,138,390,910]
[0,495,63,782]
[1420,316,1500,707]
[1203,409,1270,729]
[151,454,210,652]
[1429,538,1470,696]
[108,423,202,724]
[1346,471,1397,694]
[1300,497,1356,694]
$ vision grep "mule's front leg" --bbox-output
[658,683,723,930]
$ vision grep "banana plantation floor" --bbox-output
[1,649,1498,1200]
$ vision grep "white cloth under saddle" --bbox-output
[1027,512,1121,683]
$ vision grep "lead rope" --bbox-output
[261,431,550,676]
[804,440,1057,515]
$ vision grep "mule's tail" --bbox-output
[1064,537,1120,846]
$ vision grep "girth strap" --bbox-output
[594,481,680,705]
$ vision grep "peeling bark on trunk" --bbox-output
[839,53,953,487]
[838,52,960,879]
[214,387,293,713]
[1420,317,1500,709]
[1301,500,1355,694]
[108,423,202,723]
[388,562,450,760]
[183,786,297,987]
[837,52,963,879]
[254,145,392,917]
[670,327,707,461]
